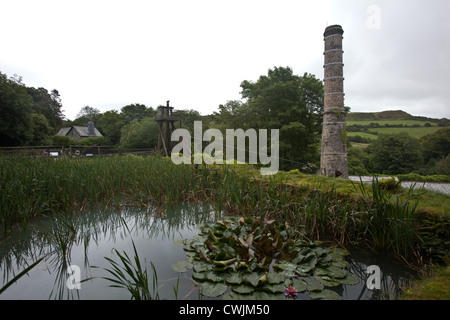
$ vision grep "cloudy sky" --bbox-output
[1,0,449,120]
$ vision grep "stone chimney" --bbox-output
[87,121,95,136]
[320,25,349,178]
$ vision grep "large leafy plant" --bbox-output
[172,216,359,299]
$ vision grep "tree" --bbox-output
[0,72,34,146]
[120,117,159,149]
[420,127,450,163]
[29,113,52,145]
[121,104,155,124]
[367,133,423,174]
[239,67,324,170]
[76,106,100,120]
[96,110,125,145]
[27,87,64,132]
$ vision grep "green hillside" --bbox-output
[346,110,449,144]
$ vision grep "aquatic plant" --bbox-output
[172,217,359,299]
[100,240,160,300]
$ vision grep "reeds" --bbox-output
[0,155,426,262]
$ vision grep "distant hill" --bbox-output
[346,110,444,122]
[345,110,449,145]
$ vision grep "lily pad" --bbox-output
[171,260,193,273]
[260,283,286,293]
[224,272,243,285]
[324,266,348,279]
[291,279,308,293]
[205,271,225,283]
[243,272,262,287]
[231,284,255,294]
[200,282,228,298]
[267,272,285,284]
[336,273,360,285]
[297,254,318,274]
[309,289,342,300]
[316,276,341,287]
[223,291,283,300]
[193,260,213,273]
[304,277,324,292]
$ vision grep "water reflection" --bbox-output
[0,203,217,299]
[0,203,416,300]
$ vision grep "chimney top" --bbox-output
[324,25,344,38]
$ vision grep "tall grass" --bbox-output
[0,156,206,234]
[0,155,426,262]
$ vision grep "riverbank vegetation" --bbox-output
[1,156,448,269]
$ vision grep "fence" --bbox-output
[0,146,161,158]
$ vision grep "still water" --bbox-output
[0,204,416,300]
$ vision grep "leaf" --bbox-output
[223,291,283,300]
[336,273,360,285]
[200,282,228,298]
[291,279,308,293]
[224,273,243,285]
[243,272,261,287]
[309,289,342,300]
[171,260,193,273]
[304,277,324,292]
[267,272,285,284]
[296,254,318,274]
[231,284,255,294]
[325,266,348,279]
[193,272,207,281]
[260,283,285,293]
[331,247,349,257]
[205,271,224,283]
[316,276,341,287]
[193,260,213,273]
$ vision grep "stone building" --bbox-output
[57,121,103,142]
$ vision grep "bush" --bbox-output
[435,155,450,176]
[378,177,401,191]
[78,136,112,146]
[50,135,76,147]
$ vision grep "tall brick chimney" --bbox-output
[320,25,349,178]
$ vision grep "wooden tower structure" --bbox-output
[156,100,182,156]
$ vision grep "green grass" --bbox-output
[347,120,438,127]
[403,257,450,300]
[366,126,442,139]
[346,131,378,140]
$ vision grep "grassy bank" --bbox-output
[1,155,448,268]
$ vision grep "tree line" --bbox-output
[1,68,448,175]
[0,72,63,146]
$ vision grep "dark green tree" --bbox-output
[119,117,159,149]
[96,110,125,145]
[367,133,423,174]
[121,104,156,124]
[239,67,324,170]
[420,127,450,164]
[0,72,34,146]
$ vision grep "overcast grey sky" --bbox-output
[1,0,449,120]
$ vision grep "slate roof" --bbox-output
[57,126,103,137]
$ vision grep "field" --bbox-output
[346,117,444,142]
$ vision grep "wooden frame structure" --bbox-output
[156,100,182,156]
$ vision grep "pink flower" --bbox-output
[284,285,298,299]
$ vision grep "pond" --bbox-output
[0,204,416,300]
